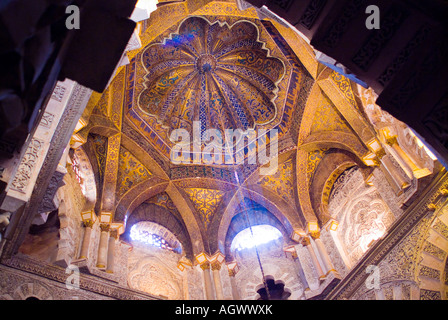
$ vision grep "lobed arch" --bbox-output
[123,201,194,260]
[308,149,372,225]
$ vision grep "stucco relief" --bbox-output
[127,245,183,299]
[329,168,395,265]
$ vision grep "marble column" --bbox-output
[380,154,410,191]
[302,237,325,279]
[211,262,224,300]
[106,229,118,273]
[78,219,94,259]
[290,247,310,289]
[228,269,241,300]
[312,232,336,275]
[200,262,215,300]
[96,223,110,268]
[387,136,419,174]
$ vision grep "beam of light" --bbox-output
[231,225,282,252]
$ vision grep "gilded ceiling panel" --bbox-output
[116,146,153,199]
[258,157,295,203]
[184,187,225,230]
[145,192,178,212]
[310,92,352,134]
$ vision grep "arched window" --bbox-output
[231,225,282,252]
[130,221,181,253]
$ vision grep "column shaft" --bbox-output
[78,220,93,259]
[96,224,110,268]
[229,273,240,300]
[302,237,325,278]
[314,237,335,275]
[211,263,224,300]
[106,230,117,273]
[201,263,215,300]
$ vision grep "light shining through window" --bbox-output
[231,225,282,252]
[130,223,175,252]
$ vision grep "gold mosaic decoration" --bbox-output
[184,187,225,229]
[310,92,352,134]
[306,149,327,185]
[116,147,152,199]
[258,158,295,203]
[145,192,177,212]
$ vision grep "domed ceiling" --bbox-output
[124,15,313,161]
[138,17,285,134]
[78,2,376,258]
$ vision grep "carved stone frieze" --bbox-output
[38,170,66,214]
[1,255,160,300]
[10,138,44,194]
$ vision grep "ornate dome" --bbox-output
[137,16,285,136]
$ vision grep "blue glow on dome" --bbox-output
[231,225,283,251]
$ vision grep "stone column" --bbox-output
[302,237,325,279]
[311,232,336,275]
[200,262,215,300]
[211,261,224,300]
[96,223,110,268]
[228,269,240,300]
[106,229,118,273]
[379,151,410,191]
[78,219,94,259]
[290,247,310,289]
[387,136,419,173]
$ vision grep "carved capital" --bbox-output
[310,231,320,240]
[228,269,237,277]
[301,237,311,246]
[375,148,386,160]
[211,261,221,271]
[199,262,210,271]
[110,229,119,239]
[83,219,94,228]
[385,136,398,146]
[99,223,110,233]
